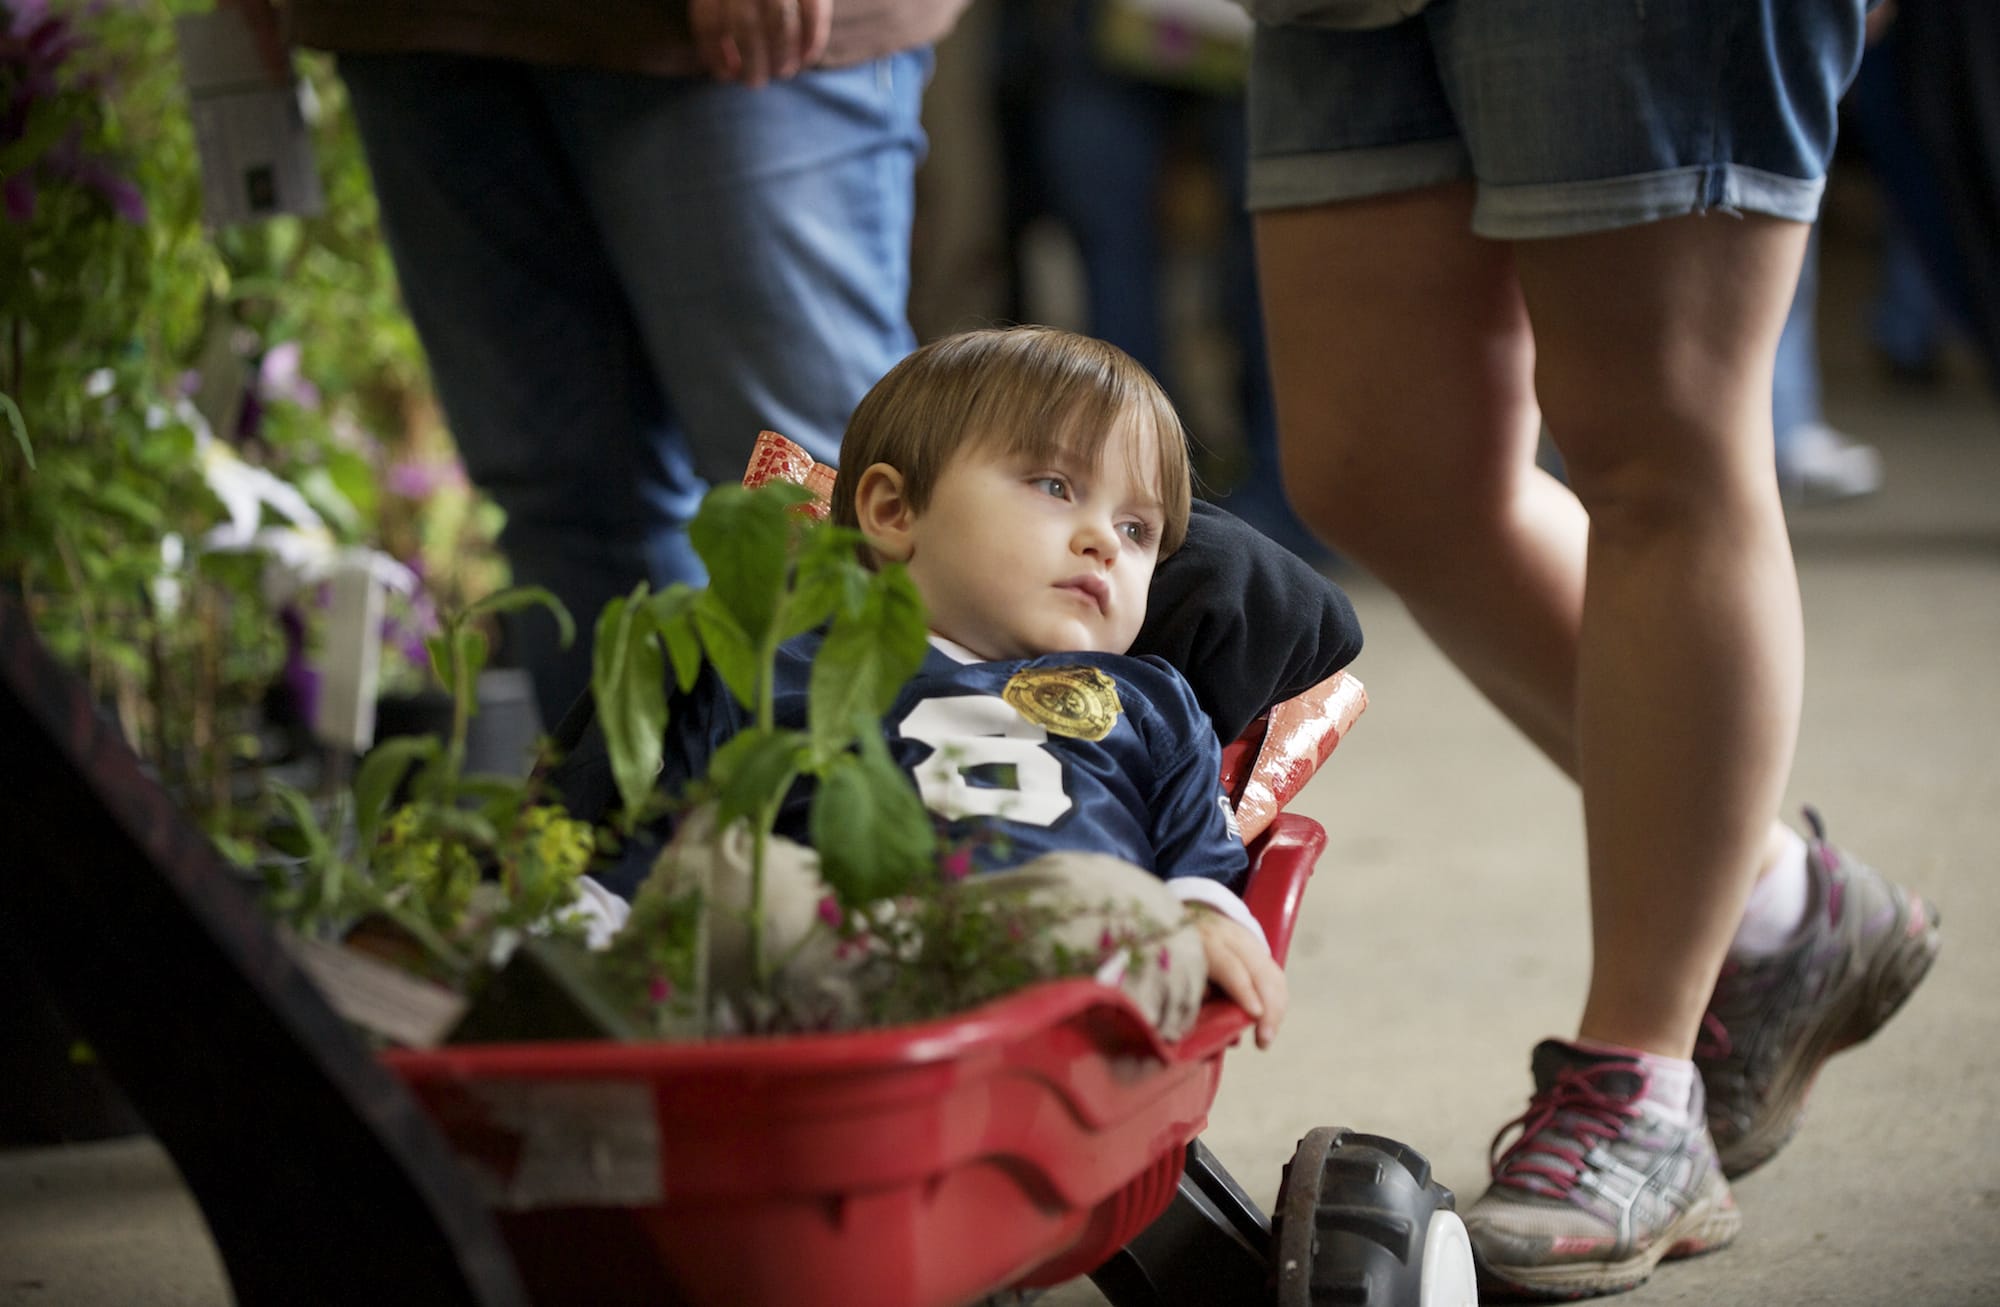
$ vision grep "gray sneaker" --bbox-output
[1699,808,1942,1179]
[1464,1040,1740,1299]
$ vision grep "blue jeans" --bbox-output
[340,51,931,726]
[1772,222,1825,454]
[1034,23,1326,560]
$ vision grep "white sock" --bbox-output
[1635,1052,1697,1125]
[1573,1038,1697,1124]
[1729,828,1812,960]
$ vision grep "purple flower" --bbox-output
[81,162,145,223]
[3,9,147,228]
[1157,946,1172,972]
[7,0,52,36]
[816,894,843,929]
[380,590,441,671]
[258,342,321,410]
[278,605,320,726]
[2,173,32,222]
[234,386,264,444]
[647,974,674,1004]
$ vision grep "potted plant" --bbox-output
[260,480,1177,1048]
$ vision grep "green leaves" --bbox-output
[810,731,934,905]
[783,523,870,640]
[465,584,577,656]
[586,480,940,999]
[594,587,670,831]
[808,564,927,763]
[645,585,703,692]
[692,591,760,711]
[592,582,701,829]
[687,481,812,649]
[353,734,440,846]
[425,627,488,697]
[1,394,31,470]
[427,579,575,703]
[707,727,809,831]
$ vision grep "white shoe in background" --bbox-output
[1778,422,1885,503]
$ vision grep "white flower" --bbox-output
[199,435,325,548]
[188,426,416,604]
[153,533,186,618]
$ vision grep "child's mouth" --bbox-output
[1057,576,1109,615]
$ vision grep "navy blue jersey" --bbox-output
[610,634,1247,898]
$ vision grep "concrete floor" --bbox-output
[4,238,1997,1304]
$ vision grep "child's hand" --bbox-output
[1192,908,1288,1048]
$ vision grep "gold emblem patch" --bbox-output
[1002,665,1123,741]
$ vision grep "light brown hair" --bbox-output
[831,326,1192,556]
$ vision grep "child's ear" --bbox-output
[852,462,918,561]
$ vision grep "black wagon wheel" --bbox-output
[1271,1126,1477,1307]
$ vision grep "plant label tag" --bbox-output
[452,1080,665,1209]
[282,932,467,1049]
[315,552,386,753]
[174,10,324,227]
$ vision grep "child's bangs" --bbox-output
[972,353,1191,554]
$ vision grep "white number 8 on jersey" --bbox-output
[898,695,1073,828]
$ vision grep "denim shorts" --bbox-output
[1246,0,1870,237]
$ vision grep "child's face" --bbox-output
[901,416,1169,661]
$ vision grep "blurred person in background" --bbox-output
[239,0,967,729]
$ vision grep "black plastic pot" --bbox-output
[371,668,542,779]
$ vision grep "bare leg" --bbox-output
[1515,214,1807,1056]
[1257,185,1588,770]
[1257,188,1807,1057]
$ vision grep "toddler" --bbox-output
[608,326,1285,1043]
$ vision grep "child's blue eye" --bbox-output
[1121,520,1158,545]
[1035,476,1071,499]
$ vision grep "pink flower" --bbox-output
[647,975,674,1003]
[816,894,843,929]
[940,847,972,882]
[385,458,465,500]
[1097,928,1116,957]
[1157,946,1172,972]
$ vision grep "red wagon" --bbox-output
[384,668,1474,1307]
[0,432,1474,1307]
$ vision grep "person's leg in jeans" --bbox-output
[1252,0,1935,1294]
[1868,214,1948,382]
[342,53,708,727]
[1038,48,1174,379]
[1200,85,1329,564]
[340,53,928,726]
[1771,221,1820,451]
[543,52,929,484]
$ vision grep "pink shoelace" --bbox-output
[1488,1060,1646,1200]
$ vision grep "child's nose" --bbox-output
[1074,516,1119,561]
